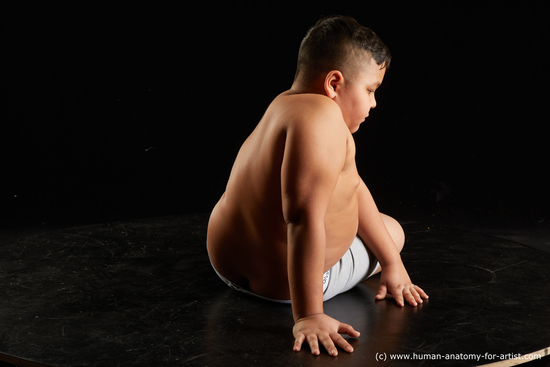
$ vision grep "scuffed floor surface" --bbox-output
[0,214,549,367]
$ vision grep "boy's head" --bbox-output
[294,15,391,85]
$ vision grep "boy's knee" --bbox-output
[381,214,405,253]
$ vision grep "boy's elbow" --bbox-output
[282,196,328,229]
[283,210,306,226]
[283,208,324,230]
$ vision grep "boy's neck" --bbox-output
[288,77,327,96]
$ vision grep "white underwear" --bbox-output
[211,236,379,303]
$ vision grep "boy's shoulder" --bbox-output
[267,92,349,142]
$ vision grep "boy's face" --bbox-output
[334,57,386,133]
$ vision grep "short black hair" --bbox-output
[295,15,391,82]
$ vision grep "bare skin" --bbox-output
[207,57,428,356]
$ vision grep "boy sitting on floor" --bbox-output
[207,15,428,356]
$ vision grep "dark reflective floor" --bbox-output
[0,214,549,367]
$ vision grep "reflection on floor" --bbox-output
[0,214,549,367]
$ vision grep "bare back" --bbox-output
[207,92,360,300]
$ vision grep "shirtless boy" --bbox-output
[207,15,428,356]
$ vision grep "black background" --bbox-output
[3,1,548,229]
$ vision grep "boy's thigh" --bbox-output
[380,213,405,252]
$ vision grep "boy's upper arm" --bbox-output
[281,98,347,224]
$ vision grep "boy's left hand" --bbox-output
[375,263,428,306]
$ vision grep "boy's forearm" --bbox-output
[356,180,402,267]
[287,221,326,321]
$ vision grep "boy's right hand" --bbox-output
[292,313,360,356]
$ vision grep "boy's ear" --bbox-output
[324,70,344,99]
